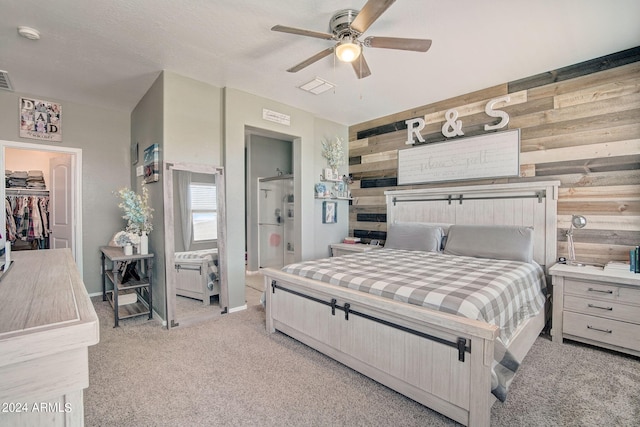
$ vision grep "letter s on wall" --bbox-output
[484,95,510,131]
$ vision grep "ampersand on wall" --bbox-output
[442,109,465,138]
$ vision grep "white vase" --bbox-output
[140,232,149,255]
[124,244,133,256]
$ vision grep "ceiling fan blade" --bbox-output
[287,47,335,73]
[271,25,334,40]
[351,0,396,34]
[352,53,372,79]
[364,36,432,52]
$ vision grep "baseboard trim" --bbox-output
[229,304,247,313]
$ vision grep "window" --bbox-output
[190,182,217,241]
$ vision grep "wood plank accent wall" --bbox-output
[348,47,640,266]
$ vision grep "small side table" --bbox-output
[100,246,154,327]
[330,243,382,257]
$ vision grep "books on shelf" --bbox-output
[343,237,361,244]
[604,261,631,273]
[631,246,639,273]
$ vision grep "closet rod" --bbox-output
[5,188,50,196]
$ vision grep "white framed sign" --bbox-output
[19,97,62,142]
[398,129,520,185]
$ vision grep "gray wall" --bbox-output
[312,118,350,259]
[224,88,348,310]
[131,73,166,318]
[0,90,131,294]
[0,73,347,317]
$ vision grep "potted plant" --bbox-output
[115,183,153,254]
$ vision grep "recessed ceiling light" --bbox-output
[17,26,40,40]
[299,78,335,95]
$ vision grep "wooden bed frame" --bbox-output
[262,181,559,427]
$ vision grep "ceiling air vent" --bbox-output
[0,70,14,91]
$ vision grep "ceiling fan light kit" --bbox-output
[271,0,431,79]
[335,38,362,62]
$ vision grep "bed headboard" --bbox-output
[385,181,560,271]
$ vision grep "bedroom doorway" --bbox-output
[0,139,82,273]
[245,126,295,273]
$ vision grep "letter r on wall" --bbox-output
[405,118,426,145]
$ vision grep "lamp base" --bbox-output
[567,261,587,267]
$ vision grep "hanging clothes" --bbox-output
[5,193,50,248]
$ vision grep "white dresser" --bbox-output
[0,249,99,426]
[550,263,640,357]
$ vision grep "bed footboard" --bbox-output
[175,259,219,305]
[263,268,499,427]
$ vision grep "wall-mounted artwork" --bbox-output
[322,201,337,224]
[398,129,520,185]
[19,97,62,142]
[143,143,159,183]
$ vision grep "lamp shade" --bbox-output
[335,38,361,62]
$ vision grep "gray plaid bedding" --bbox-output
[281,248,547,401]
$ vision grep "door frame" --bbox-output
[0,139,83,275]
[163,161,228,329]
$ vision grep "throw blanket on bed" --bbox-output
[282,248,546,401]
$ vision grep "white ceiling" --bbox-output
[2,0,639,126]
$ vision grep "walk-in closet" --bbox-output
[3,147,72,253]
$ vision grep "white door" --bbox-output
[50,155,74,257]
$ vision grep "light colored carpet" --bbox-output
[85,277,640,426]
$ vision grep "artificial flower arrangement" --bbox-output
[321,136,345,170]
[113,230,140,247]
[115,183,154,235]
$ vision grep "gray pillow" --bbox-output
[443,225,534,263]
[384,222,444,252]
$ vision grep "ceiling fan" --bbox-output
[271,0,432,79]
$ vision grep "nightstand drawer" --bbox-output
[564,279,640,305]
[563,311,640,352]
[564,295,639,324]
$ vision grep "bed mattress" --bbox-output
[282,248,546,345]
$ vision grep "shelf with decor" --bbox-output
[100,246,154,327]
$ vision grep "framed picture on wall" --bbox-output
[322,201,337,224]
[19,97,62,142]
[143,143,159,183]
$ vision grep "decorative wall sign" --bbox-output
[322,201,337,224]
[19,97,62,142]
[405,95,514,145]
[262,108,291,126]
[398,129,520,185]
[143,143,159,183]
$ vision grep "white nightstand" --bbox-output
[330,243,381,257]
[550,263,640,357]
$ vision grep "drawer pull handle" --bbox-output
[587,303,613,311]
[587,288,613,294]
[587,325,612,333]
